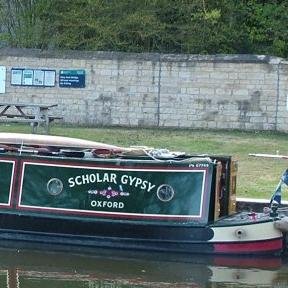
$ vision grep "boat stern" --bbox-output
[210,213,285,255]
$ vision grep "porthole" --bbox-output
[234,228,246,239]
[157,184,175,202]
[47,178,63,196]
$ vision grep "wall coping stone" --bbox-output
[0,47,284,64]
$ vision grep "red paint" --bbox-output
[10,159,19,208]
[15,159,25,206]
[214,238,283,254]
[214,256,282,269]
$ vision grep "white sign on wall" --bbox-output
[11,68,22,85]
[44,70,56,86]
[0,66,6,93]
[33,69,45,86]
[11,68,56,87]
[22,69,33,86]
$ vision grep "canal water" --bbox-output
[1,243,288,288]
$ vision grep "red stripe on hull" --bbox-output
[214,256,282,269]
[214,238,283,254]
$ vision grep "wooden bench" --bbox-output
[0,115,63,133]
[45,116,64,133]
[0,102,62,134]
[48,116,63,123]
[32,116,63,134]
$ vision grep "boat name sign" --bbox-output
[18,162,208,219]
[68,173,156,193]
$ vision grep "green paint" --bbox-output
[0,273,6,287]
[20,160,213,221]
[60,69,85,75]
[0,160,13,204]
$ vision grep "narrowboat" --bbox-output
[0,132,286,255]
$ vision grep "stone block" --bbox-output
[199,88,215,95]
[209,72,229,79]
[233,89,249,97]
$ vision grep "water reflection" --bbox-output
[0,244,287,288]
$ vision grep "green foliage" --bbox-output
[0,0,287,57]
[242,1,288,57]
[0,0,50,48]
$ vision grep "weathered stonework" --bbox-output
[0,48,287,131]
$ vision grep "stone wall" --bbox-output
[0,48,287,131]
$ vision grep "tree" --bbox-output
[0,0,51,48]
[241,1,288,57]
[0,0,287,57]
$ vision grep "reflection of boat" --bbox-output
[209,266,279,287]
[0,132,287,255]
[0,248,284,288]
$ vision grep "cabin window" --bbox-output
[47,178,63,196]
[157,184,175,202]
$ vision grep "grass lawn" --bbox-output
[1,123,288,200]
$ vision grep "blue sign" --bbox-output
[59,70,85,88]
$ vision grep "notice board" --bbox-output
[0,66,6,93]
[11,68,56,87]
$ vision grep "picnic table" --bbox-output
[0,102,62,134]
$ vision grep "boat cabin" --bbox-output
[0,133,237,226]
